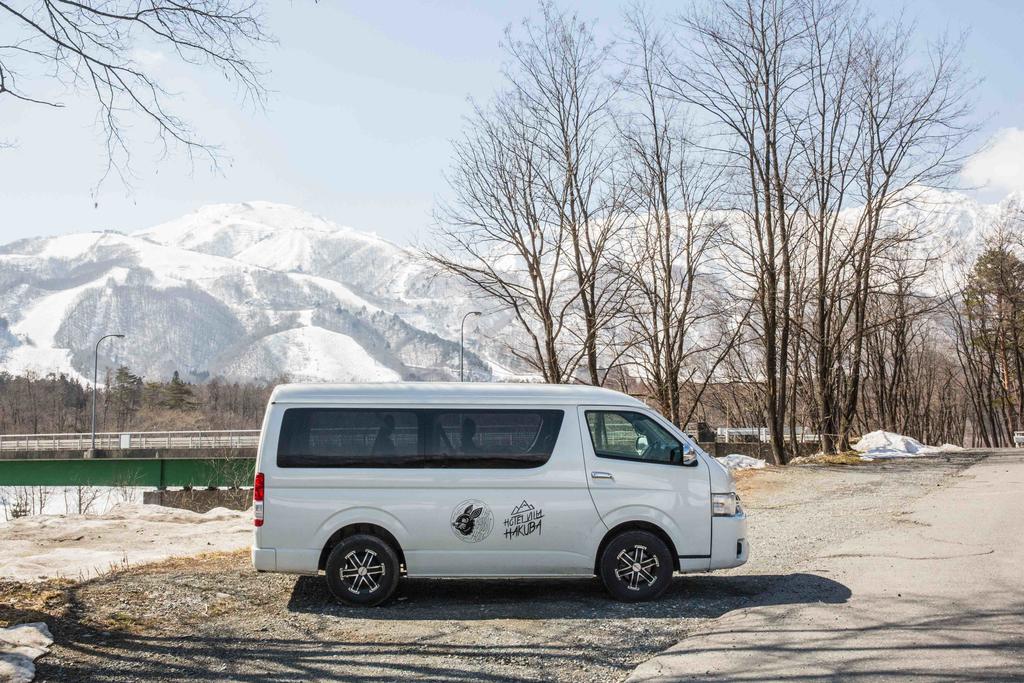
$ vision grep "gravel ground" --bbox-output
[4,451,988,682]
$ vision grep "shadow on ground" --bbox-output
[31,572,849,681]
[286,571,850,621]
[37,597,1024,682]
[634,600,1024,682]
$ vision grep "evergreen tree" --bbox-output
[964,247,1024,438]
[161,371,198,411]
[110,366,143,429]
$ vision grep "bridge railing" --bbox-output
[0,430,261,452]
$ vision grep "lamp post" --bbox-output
[91,333,125,454]
[459,311,481,382]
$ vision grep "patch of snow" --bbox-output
[137,201,341,253]
[853,430,963,460]
[0,346,83,382]
[0,503,250,582]
[290,272,381,313]
[0,486,152,526]
[0,622,53,683]
[486,357,543,382]
[3,266,135,385]
[37,232,107,259]
[223,326,402,383]
[233,230,315,271]
[3,267,134,382]
[717,454,767,470]
[11,268,130,347]
[122,235,256,287]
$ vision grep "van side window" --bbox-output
[277,408,564,468]
[430,411,560,467]
[585,411,686,465]
[277,409,418,467]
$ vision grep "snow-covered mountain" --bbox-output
[0,191,1013,384]
[0,202,519,383]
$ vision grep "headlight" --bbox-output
[712,492,741,517]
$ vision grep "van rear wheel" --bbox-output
[599,530,673,602]
[325,534,400,607]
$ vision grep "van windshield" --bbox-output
[277,408,564,468]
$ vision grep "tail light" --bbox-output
[253,472,265,527]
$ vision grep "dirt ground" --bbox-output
[2,451,987,682]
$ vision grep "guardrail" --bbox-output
[0,430,260,452]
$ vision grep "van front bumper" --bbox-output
[252,546,277,572]
[710,510,749,569]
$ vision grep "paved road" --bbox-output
[629,451,1024,681]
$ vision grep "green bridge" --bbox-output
[0,456,255,487]
[0,430,258,487]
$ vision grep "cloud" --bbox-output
[962,127,1024,193]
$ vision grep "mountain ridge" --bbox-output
[0,191,1012,384]
[0,202,500,384]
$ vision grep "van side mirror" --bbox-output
[680,446,698,467]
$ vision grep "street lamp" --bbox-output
[459,311,482,382]
[91,333,125,454]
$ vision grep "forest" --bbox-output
[0,370,275,435]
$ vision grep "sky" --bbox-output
[1,0,1022,247]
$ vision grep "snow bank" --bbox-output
[717,454,767,470]
[0,622,52,683]
[854,430,963,461]
[0,486,151,526]
[0,503,251,582]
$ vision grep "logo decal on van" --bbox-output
[504,499,544,540]
[450,500,494,543]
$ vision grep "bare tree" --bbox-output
[667,0,807,463]
[616,7,745,427]
[828,18,977,448]
[503,3,624,385]
[426,0,982,452]
[666,0,975,458]
[790,0,864,454]
[430,91,585,383]
[430,3,624,384]
[65,483,103,515]
[1,485,53,518]
[0,0,271,185]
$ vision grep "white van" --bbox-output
[251,383,748,605]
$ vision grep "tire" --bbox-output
[325,533,401,607]
[598,530,674,602]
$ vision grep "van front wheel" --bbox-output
[325,534,400,607]
[599,530,673,602]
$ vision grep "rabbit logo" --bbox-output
[449,499,494,543]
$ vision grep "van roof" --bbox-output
[270,382,647,407]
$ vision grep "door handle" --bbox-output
[590,471,614,480]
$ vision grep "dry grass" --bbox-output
[119,549,247,576]
[0,550,248,632]
[100,610,158,632]
[788,451,864,466]
[0,578,73,627]
[732,467,787,498]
